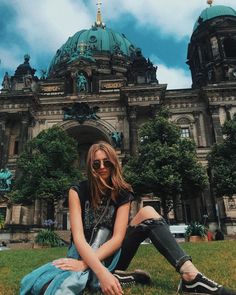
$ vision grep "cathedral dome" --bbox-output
[193,4,236,31]
[47,25,136,77]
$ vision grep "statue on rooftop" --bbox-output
[2,72,11,90]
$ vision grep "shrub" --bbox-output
[185,222,207,238]
[35,229,63,247]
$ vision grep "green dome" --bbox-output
[193,5,236,31]
[48,25,136,76]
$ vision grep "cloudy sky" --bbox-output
[0,0,235,89]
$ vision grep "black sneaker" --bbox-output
[113,269,151,287]
[178,273,236,295]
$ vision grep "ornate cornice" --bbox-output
[169,102,200,109]
[127,95,160,105]
[208,95,236,103]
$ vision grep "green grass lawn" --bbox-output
[0,240,236,295]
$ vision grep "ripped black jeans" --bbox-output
[115,218,191,272]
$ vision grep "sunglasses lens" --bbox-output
[92,160,113,170]
[92,160,100,170]
[104,160,113,168]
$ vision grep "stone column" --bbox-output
[209,106,223,143]
[199,112,207,147]
[149,104,158,118]
[225,104,232,121]
[117,115,125,150]
[173,195,184,223]
[5,205,12,224]
[128,107,138,156]
[18,113,30,153]
[0,120,5,168]
[71,72,77,95]
[193,111,203,146]
[202,186,216,221]
[0,113,9,168]
[33,199,41,225]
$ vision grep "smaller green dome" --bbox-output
[193,5,236,31]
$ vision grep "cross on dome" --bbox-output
[207,0,213,7]
[96,0,105,27]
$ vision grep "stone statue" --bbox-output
[63,102,100,124]
[24,70,33,87]
[0,168,13,191]
[76,73,88,92]
[2,72,11,90]
[227,66,236,80]
[113,43,123,56]
[111,132,123,148]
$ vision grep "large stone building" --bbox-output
[0,2,236,234]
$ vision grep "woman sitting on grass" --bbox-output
[21,141,236,295]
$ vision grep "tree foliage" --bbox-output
[10,126,82,204]
[124,109,207,216]
[207,114,236,197]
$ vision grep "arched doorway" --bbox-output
[59,120,114,170]
[55,121,114,229]
[68,125,111,170]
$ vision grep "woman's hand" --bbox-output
[99,270,123,295]
[52,258,87,272]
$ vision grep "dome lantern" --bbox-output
[95,0,105,28]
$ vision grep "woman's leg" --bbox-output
[115,207,236,295]
[116,206,196,279]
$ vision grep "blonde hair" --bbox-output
[86,141,132,208]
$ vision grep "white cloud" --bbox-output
[14,0,92,53]
[0,48,21,70]
[0,0,93,77]
[157,64,192,89]
[0,0,235,82]
[103,0,236,39]
[0,47,22,89]
[151,55,192,89]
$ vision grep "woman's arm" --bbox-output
[54,194,130,270]
[68,188,107,272]
[94,201,130,260]
[56,188,124,295]
[69,188,130,265]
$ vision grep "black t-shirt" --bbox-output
[70,180,134,241]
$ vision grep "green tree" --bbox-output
[207,114,236,198]
[10,126,82,210]
[124,109,207,220]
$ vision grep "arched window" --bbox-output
[176,117,192,138]
[180,128,190,138]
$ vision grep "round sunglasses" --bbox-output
[92,159,113,170]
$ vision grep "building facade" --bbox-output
[0,3,236,233]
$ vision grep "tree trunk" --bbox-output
[161,197,169,223]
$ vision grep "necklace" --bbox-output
[94,197,110,223]
[89,198,111,244]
